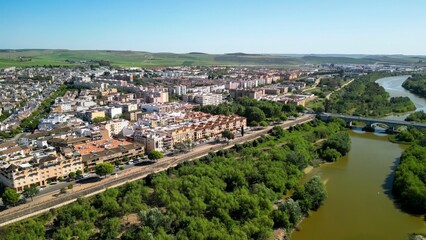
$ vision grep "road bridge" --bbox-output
[318,113,426,130]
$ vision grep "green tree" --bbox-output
[139,208,170,233]
[99,217,121,240]
[279,198,302,227]
[304,176,327,210]
[321,148,342,162]
[259,121,268,127]
[245,106,266,124]
[271,209,290,229]
[323,132,351,156]
[68,172,76,179]
[396,130,415,142]
[148,150,164,161]
[95,163,114,177]
[269,126,285,138]
[22,185,39,201]
[92,116,110,123]
[222,129,235,141]
[2,187,20,206]
[76,169,83,178]
[52,227,72,240]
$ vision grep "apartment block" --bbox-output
[183,93,223,106]
[0,145,84,191]
[229,89,265,99]
[134,131,163,152]
[73,139,144,172]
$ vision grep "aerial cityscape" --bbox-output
[0,1,425,240]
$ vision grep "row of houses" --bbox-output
[0,134,144,191]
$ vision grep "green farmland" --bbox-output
[0,49,425,68]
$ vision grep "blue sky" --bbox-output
[1,0,426,54]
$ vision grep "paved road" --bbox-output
[0,114,315,227]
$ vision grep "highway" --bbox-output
[0,114,315,227]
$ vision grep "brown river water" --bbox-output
[292,75,426,240]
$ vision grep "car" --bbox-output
[67,178,76,182]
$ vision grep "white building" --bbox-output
[38,114,83,131]
[103,119,130,137]
[171,85,187,95]
[105,106,123,119]
[183,93,223,106]
[134,131,163,152]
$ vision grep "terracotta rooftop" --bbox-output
[74,139,132,156]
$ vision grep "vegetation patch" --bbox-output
[402,74,426,97]
[406,111,426,123]
[392,143,426,214]
[326,72,416,116]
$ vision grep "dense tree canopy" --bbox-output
[95,163,114,177]
[402,74,426,97]
[293,176,327,213]
[321,147,342,162]
[326,73,416,116]
[405,111,426,123]
[322,132,351,156]
[393,144,426,214]
[2,187,20,206]
[193,97,304,126]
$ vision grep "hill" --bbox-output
[0,49,425,67]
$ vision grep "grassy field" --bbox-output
[0,49,425,68]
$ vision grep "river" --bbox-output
[292,75,426,240]
[376,75,426,121]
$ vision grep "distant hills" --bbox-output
[0,49,425,68]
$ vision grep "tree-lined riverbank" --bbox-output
[293,75,426,240]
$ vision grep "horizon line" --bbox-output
[1,48,426,57]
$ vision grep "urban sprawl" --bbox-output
[0,63,420,192]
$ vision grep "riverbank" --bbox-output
[376,75,426,121]
[292,130,426,240]
[402,74,426,98]
[291,75,426,240]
